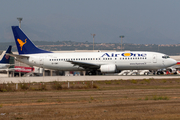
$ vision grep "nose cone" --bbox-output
[169,59,177,66]
[164,58,177,68]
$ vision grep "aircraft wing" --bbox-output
[67,60,100,70]
[6,53,29,59]
[0,68,21,72]
[0,69,9,72]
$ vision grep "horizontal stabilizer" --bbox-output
[6,53,29,59]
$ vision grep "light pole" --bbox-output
[119,36,124,51]
[91,34,96,50]
[17,17,23,77]
[17,17,23,28]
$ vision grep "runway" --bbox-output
[1,75,180,83]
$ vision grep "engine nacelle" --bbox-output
[100,64,116,73]
[169,68,176,74]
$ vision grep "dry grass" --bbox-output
[0,78,180,119]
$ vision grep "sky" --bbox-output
[0,0,180,44]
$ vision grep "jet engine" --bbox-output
[100,64,116,73]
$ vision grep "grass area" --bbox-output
[0,78,180,92]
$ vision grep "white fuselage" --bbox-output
[16,51,177,71]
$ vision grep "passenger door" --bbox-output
[153,54,157,63]
[39,57,44,66]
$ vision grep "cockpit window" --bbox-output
[162,55,170,59]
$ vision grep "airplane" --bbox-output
[8,26,177,75]
[0,45,14,71]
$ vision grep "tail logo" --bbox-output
[5,55,9,59]
[17,38,27,51]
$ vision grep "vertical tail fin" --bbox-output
[0,46,11,64]
[11,26,52,54]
